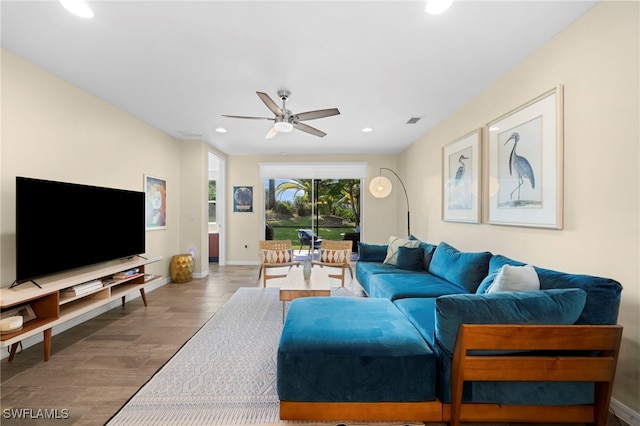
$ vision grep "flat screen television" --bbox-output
[15,177,146,284]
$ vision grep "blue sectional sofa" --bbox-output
[277,239,623,425]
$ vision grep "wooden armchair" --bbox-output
[258,240,299,287]
[312,240,353,287]
[447,324,623,426]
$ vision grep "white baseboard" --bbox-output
[1,277,169,360]
[193,270,209,279]
[611,398,640,426]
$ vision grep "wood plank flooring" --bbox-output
[0,264,627,426]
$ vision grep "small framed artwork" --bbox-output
[442,129,482,223]
[1,304,37,323]
[486,85,563,229]
[233,186,253,213]
[145,175,167,230]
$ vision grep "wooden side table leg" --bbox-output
[8,342,19,362]
[139,288,148,307]
[43,328,52,362]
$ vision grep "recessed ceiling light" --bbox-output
[60,0,95,19]
[215,127,227,133]
[362,127,373,133]
[425,0,453,15]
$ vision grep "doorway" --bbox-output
[208,152,225,264]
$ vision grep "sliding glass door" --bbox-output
[261,162,366,254]
[264,177,360,243]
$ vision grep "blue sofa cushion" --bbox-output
[368,273,468,300]
[396,246,424,271]
[277,297,436,402]
[428,242,491,292]
[435,288,587,356]
[393,297,437,348]
[479,255,622,325]
[408,236,438,271]
[355,262,424,295]
[357,242,387,262]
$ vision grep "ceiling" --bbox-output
[1,1,597,156]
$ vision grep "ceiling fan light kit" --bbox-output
[273,120,293,133]
[222,89,340,138]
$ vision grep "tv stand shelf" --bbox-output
[0,256,162,362]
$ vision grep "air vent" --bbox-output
[406,116,423,124]
[177,130,202,138]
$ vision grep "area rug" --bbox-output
[107,286,420,426]
[107,287,283,425]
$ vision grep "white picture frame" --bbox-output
[442,129,482,223]
[485,86,564,229]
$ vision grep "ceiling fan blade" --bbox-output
[265,126,279,139]
[294,108,340,121]
[293,122,326,138]
[256,92,284,117]
[221,114,274,120]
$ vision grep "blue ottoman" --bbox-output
[277,297,436,402]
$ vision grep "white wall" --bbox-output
[399,2,639,414]
[1,48,183,284]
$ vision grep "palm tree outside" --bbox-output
[264,178,360,242]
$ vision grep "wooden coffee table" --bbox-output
[266,265,332,320]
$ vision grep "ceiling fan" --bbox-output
[222,90,340,138]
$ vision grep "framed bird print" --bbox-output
[485,85,564,229]
[442,128,481,223]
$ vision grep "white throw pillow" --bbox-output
[487,264,540,293]
[383,236,420,265]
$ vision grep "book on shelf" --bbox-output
[61,279,103,296]
[112,268,140,280]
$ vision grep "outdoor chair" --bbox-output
[312,240,353,287]
[258,240,299,287]
[297,229,322,254]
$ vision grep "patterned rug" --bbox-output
[107,287,284,425]
[107,286,420,426]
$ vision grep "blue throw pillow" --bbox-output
[434,288,587,356]
[357,242,388,262]
[396,246,424,271]
[428,242,491,292]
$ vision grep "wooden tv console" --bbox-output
[0,255,162,362]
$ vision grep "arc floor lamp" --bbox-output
[369,168,411,236]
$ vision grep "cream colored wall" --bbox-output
[178,140,211,276]
[1,48,182,284]
[225,154,399,264]
[399,2,639,412]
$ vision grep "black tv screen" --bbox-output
[16,177,145,283]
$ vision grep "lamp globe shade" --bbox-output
[369,176,392,198]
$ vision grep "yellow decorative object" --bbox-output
[171,254,194,283]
